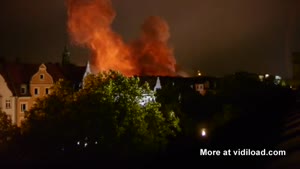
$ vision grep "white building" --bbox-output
[0,74,17,124]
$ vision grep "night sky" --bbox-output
[1,0,300,78]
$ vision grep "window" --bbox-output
[45,88,49,95]
[5,99,11,109]
[34,88,39,95]
[195,84,203,91]
[21,103,27,112]
[40,74,44,80]
[20,85,26,95]
[200,85,203,89]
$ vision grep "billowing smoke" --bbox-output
[66,0,177,76]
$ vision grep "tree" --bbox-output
[0,110,20,161]
[22,70,180,159]
[0,110,19,144]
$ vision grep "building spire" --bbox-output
[154,77,162,92]
[62,45,71,65]
[82,60,92,88]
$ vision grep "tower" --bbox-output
[62,45,71,65]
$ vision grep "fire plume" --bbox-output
[66,0,176,76]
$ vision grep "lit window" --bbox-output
[40,74,44,80]
[45,88,49,95]
[21,103,27,112]
[34,88,39,95]
[5,99,11,109]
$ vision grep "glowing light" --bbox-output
[258,75,264,81]
[265,74,269,78]
[197,70,202,76]
[84,142,88,148]
[275,75,281,80]
[77,141,80,145]
[274,75,281,85]
[201,128,207,137]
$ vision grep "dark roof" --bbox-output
[0,63,40,96]
[189,76,219,84]
[44,63,65,82]
[136,75,220,91]
[60,64,86,84]
[138,76,157,89]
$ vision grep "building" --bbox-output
[0,61,86,126]
[0,64,16,124]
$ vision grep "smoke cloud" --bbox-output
[66,0,178,76]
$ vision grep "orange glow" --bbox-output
[66,0,176,76]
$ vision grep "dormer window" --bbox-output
[40,74,44,80]
[20,85,27,95]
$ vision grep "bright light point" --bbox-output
[84,143,88,147]
[201,128,206,137]
[95,141,98,145]
[265,74,269,78]
[197,70,202,76]
[77,141,80,145]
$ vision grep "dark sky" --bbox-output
[1,0,300,78]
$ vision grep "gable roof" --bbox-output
[0,63,40,96]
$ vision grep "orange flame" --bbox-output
[66,0,176,76]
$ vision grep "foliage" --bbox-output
[22,70,180,156]
[0,110,19,144]
[0,110,20,161]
